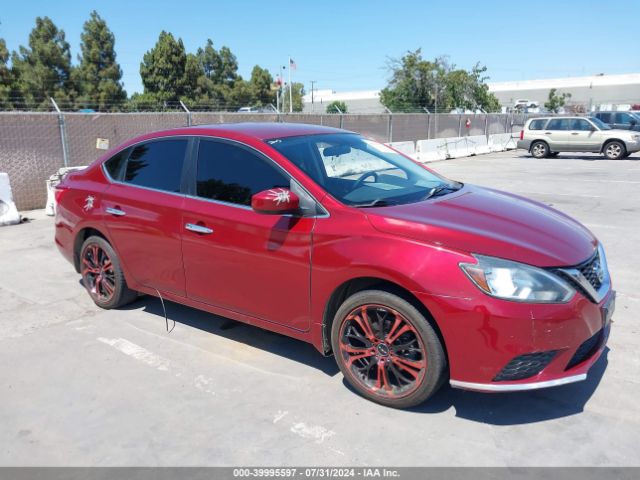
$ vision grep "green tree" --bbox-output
[140,31,186,104]
[380,49,447,112]
[126,92,161,111]
[229,78,253,109]
[0,36,12,108]
[443,64,500,112]
[73,11,126,111]
[191,39,242,108]
[380,49,500,112]
[544,88,571,113]
[11,16,75,110]
[249,65,274,106]
[197,39,221,80]
[181,53,202,103]
[326,100,347,114]
[281,82,305,112]
[217,46,238,87]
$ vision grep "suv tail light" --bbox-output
[520,130,524,140]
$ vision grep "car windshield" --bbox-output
[267,133,461,207]
[590,117,612,130]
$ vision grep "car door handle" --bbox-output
[571,132,580,135]
[185,223,214,234]
[105,207,126,216]
[545,132,552,134]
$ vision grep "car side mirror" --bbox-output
[251,188,300,215]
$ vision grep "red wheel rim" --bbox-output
[81,243,116,302]
[338,304,426,398]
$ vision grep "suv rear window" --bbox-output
[528,119,547,130]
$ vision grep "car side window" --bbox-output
[614,113,633,124]
[104,148,130,181]
[196,139,290,206]
[571,119,593,131]
[598,113,612,123]
[546,119,571,130]
[124,139,188,193]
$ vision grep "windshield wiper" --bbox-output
[351,199,397,208]
[421,183,463,201]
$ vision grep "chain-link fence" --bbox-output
[0,111,537,210]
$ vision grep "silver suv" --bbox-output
[517,116,640,159]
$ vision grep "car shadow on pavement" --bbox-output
[408,348,609,425]
[123,295,340,377]
[120,292,608,423]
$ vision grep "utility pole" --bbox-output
[434,83,439,137]
[281,65,286,112]
[310,81,316,112]
[288,57,293,114]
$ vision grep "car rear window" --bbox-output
[528,119,547,130]
[104,148,130,181]
[124,139,188,193]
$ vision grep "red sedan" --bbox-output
[54,123,614,408]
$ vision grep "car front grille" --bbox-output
[577,251,603,291]
[565,326,608,370]
[553,248,607,303]
[493,350,558,382]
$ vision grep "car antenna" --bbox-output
[154,288,174,333]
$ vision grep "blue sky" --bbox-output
[1,0,638,95]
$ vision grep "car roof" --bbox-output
[594,111,640,114]
[528,116,590,121]
[186,122,349,140]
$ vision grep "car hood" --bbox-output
[605,128,638,137]
[366,184,597,267]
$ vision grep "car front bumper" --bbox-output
[625,140,640,153]
[415,288,614,393]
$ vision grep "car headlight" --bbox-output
[460,255,575,303]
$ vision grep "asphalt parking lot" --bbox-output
[1,150,639,466]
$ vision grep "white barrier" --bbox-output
[466,135,492,155]
[45,166,87,216]
[388,141,416,157]
[416,138,448,162]
[0,173,21,226]
[489,133,518,152]
[444,137,472,158]
[414,134,518,163]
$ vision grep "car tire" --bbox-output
[80,235,137,309]
[331,290,447,409]
[531,141,549,158]
[603,141,626,160]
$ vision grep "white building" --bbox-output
[302,73,640,113]
[302,89,384,114]
[488,73,640,111]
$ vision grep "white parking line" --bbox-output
[583,224,619,229]
[290,422,336,444]
[517,191,602,198]
[569,180,640,184]
[98,337,171,371]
